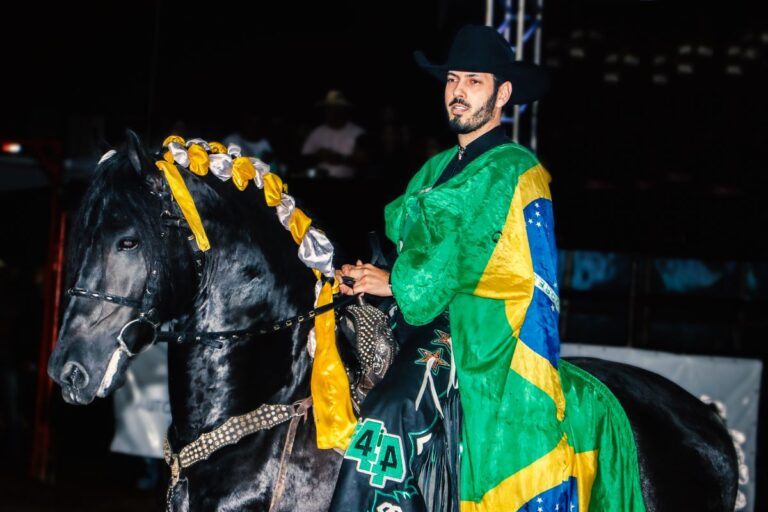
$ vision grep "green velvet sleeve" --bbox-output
[389,198,463,325]
[384,144,535,326]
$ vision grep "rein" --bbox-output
[67,285,356,349]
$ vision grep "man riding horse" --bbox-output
[332,25,646,511]
[47,22,737,512]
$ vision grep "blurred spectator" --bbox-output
[301,90,366,178]
[223,114,275,163]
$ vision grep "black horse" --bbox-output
[48,133,738,511]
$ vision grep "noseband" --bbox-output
[67,263,162,357]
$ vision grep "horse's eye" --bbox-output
[118,238,139,251]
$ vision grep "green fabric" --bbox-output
[386,143,558,498]
[559,360,647,511]
[384,143,645,511]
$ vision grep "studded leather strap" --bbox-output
[164,402,297,480]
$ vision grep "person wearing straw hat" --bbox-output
[301,89,366,178]
[330,25,646,512]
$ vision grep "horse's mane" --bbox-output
[69,147,317,315]
[180,155,320,306]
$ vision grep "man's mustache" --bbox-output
[449,98,471,108]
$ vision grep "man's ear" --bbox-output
[496,81,513,109]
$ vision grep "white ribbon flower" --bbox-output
[168,142,190,167]
[208,153,233,181]
[227,143,242,158]
[299,227,335,278]
[186,138,211,151]
[276,195,296,229]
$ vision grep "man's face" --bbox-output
[444,71,499,135]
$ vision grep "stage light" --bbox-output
[2,142,22,154]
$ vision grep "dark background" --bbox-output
[1,0,767,510]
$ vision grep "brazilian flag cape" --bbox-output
[385,143,646,511]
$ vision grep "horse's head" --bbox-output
[49,131,195,404]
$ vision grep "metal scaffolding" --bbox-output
[485,0,545,151]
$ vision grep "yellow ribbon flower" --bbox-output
[187,145,209,176]
[289,208,312,245]
[263,173,284,207]
[232,157,256,191]
[162,135,186,147]
[209,141,227,154]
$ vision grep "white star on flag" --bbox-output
[537,497,543,503]
[536,221,542,228]
[535,211,541,217]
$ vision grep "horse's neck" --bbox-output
[167,185,316,445]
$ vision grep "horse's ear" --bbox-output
[125,129,150,174]
[125,129,164,194]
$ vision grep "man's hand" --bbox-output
[336,260,392,297]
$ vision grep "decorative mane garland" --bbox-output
[110,134,356,451]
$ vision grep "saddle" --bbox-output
[336,232,401,411]
[337,295,399,410]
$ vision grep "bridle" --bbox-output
[66,168,353,356]
[67,284,160,357]
[66,279,354,354]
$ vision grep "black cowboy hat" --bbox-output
[414,24,550,105]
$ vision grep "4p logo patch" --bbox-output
[344,419,406,488]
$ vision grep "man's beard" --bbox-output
[447,88,499,135]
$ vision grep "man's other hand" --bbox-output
[336,260,392,297]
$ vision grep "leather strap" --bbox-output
[269,397,313,511]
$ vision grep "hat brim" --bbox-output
[414,50,550,105]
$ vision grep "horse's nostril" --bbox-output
[60,361,90,390]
